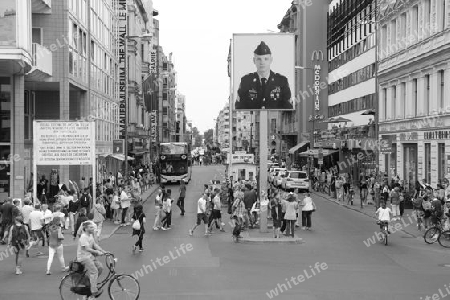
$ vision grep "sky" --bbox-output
[152,0,293,133]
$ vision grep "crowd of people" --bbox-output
[0,165,153,278]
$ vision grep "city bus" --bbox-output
[159,142,192,184]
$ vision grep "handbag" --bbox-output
[132,213,142,230]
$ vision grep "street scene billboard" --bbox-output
[233,33,295,111]
[33,121,95,165]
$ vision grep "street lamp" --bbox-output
[123,32,153,182]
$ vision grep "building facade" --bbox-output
[326,0,378,178]
[278,0,330,169]
[378,0,450,191]
[0,0,156,200]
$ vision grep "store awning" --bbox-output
[288,142,309,154]
[298,149,339,158]
[109,154,135,161]
[98,153,110,158]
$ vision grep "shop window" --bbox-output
[425,143,431,184]
[438,143,446,181]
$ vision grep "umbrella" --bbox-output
[361,109,376,115]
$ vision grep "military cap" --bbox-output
[254,41,271,55]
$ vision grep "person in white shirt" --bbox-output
[189,193,208,236]
[153,189,163,230]
[77,221,107,298]
[161,189,172,230]
[21,199,34,227]
[28,204,45,254]
[375,201,392,233]
[119,186,130,226]
[41,204,53,246]
[51,205,65,227]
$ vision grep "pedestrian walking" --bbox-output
[110,189,121,224]
[0,198,15,244]
[153,189,163,230]
[79,188,91,215]
[119,185,131,226]
[374,180,381,210]
[93,199,106,239]
[177,180,186,216]
[41,204,53,246]
[189,193,209,236]
[73,208,88,240]
[46,217,69,275]
[284,193,298,238]
[161,189,172,230]
[360,176,368,208]
[270,192,282,238]
[131,204,146,252]
[301,193,316,230]
[8,216,30,275]
[335,176,343,202]
[390,187,401,221]
[280,192,287,234]
[209,189,225,232]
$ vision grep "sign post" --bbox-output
[259,111,268,233]
[33,121,96,205]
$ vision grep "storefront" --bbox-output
[379,128,450,191]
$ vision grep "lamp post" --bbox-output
[124,33,152,182]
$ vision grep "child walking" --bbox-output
[131,204,146,252]
[46,217,69,275]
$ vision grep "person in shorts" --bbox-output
[189,193,208,236]
[209,189,225,233]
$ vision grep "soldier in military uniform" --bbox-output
[235,41,294,110]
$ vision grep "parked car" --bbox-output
[273,170,287,188]
[269,168,285,184]
[268,162,279,171]
[281,171,310,192]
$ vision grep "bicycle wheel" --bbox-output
[384,232,388,246]
[438,230,450,248]
[60,273,90,300]
[108,274,140,300]
[424,227,440,244]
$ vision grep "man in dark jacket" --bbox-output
[243,185,257,229]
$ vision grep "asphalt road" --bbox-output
[1,165,450,300]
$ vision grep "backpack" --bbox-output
[11,225,28,248]
[80,194,89,208]
[412,197,423,208]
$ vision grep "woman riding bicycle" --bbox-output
[375,201,392,233]
[77,221,109,299]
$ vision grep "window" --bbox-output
[412,5,419,34]
[413,78,418,116]
[424,0,431,33]
[392,86,397,119]
[24,91,34,140]
[383,88,388,120]
[425,74,430,114]
[32,28,42,45]
[440,70,445,110]
[391,19,397,52]
[439,143,446,180]
[425,143,431,184]
[400,13,407,45]
[441,0,446,30]
[402,82,406,118]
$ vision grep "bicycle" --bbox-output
[60,253,140,300]
[377,220,389,246]
[424,218,444,244]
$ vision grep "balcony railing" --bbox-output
[26,43,52,80]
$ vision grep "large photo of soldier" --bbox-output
[233,34,295,111]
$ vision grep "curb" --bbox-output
[313,192,419,239]
[102,186,159,241]
[239,237,304,244]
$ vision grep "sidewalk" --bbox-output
[312,190,424,239]
[0,185,160,253]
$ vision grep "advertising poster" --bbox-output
[233,33,295,111]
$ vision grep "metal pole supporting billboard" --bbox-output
[259,111,268,233]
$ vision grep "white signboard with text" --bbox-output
[231,153,255,164]
[34,121,95,165]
